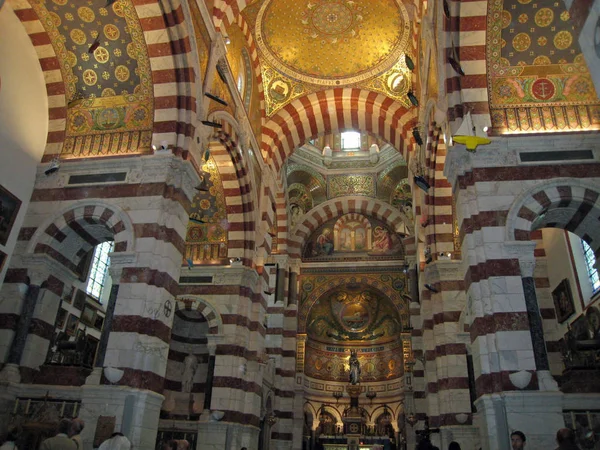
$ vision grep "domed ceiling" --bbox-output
[243,0,414,115]
[304,285,405,382]
[255,0,410,84]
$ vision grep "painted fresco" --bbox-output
[303,214,404,260]
[487,0,600,133]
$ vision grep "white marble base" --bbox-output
[475,391,564,450]
[80,385,164,450]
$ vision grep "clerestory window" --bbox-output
[582,239,600,294]
[86,241,114,302]
[341,131,361,151]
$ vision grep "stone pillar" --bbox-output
[0,283,41,383]
[0,257,61,383]
[514,245,547,367]
[409,265,419,303]
[288,271,298,306]
[203,341,217,411]
[276,267,286,303]
[510,243,558,387]
[86,260,124,385]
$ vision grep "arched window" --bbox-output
[582,239,600,294]
[341,131,361,151]
[86,240,113,301]
[237,55,245,94]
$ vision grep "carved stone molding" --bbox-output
[21,254,73,285]
[504,241,537,277]
[423,259,465,283]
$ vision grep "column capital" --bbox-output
[21,254,68,286]
[206,335,224,355]
[107,251,137,280]
[504,241,537,277]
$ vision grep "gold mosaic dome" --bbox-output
[256,0,410,85]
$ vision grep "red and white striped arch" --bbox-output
[442,0,491,131]
[8,0,197,158]
[507,178,600,254]
[288,196,411,258]
[208,116,257,263]
[137,0,197,154]
[26,201,135,274]
[224,12,265,119]
[262,88,417,173]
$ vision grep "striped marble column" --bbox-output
[0,256,68,383]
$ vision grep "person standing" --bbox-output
[0,426,21,450]
[70,418,85,449]
[40,419,77,450]
[555,428,581,450]
[98,432,131,450]
[511,431,526,450]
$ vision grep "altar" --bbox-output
[323,445,384,450]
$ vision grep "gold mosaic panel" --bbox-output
[304,341,403,383]
[32,0,153,156]
[328,174,375,198]
[184,156,229,264]
[487,0,600,133]
[255,0,410,85]
[189,0,211,78]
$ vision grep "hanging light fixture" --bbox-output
[194,174,209,192]
[407,91,419,107]
[201,120,222,129]
[413,175,430,193]
[448,42,465,76]
[205,92,228,106]
[424,283,438,293]
[443,0,451,19]
[366,391,377,404]
[405,54,415,71]
[189,213,207,224]
[412,127,423,146]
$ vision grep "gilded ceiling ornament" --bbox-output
[487,0,600,133]
[33,0,153,157]
[104,24,120,40]
[255,0,410,86]
[77,6,95,22]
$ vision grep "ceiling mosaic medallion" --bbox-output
[255,0,410,85]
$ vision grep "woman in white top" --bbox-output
[0,426,20,450]
[98,433,131,450]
